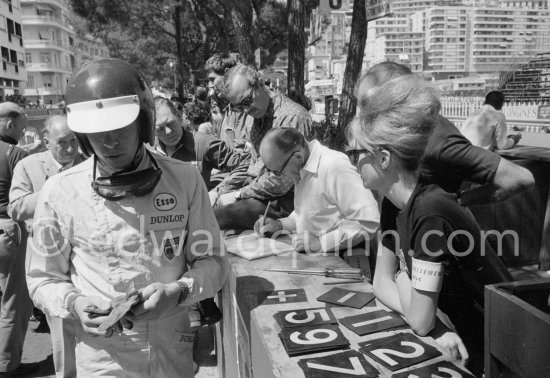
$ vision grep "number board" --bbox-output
[359,332,441,371]
[259,289,307,305]
[317,287,375,309]
[279,324,349,356]
[275,307,338,328]
[339,309,407,336]
[391,360,476,378]
[298,350,379,378]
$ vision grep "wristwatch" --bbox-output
[176,280,190,305]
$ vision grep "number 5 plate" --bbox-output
[275,307,337,329]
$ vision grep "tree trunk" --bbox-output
[326,0,368,151]
[226,0,255,66]
[287,0,309,110]
[174,3,185,98]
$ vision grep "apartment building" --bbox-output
[75,33,109,69]
[21,0,75,105]
[0,0,26,100]
[372,31,425,72]
[424,5,550,79]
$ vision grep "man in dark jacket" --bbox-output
[0,102,36,375]
[153,97,249,191]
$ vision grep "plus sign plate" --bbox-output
[259,288,308,305]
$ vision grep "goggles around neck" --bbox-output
[91,150,162,201]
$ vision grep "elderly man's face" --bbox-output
[45,119,79,165]
[155,103,183,146]
[259,140,302,184]
[225,76,270,119]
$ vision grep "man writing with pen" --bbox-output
[254,128,380,253]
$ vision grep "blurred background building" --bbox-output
[307,0,550,110]
[0,0,26,102]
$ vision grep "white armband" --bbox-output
[411,258,444,292]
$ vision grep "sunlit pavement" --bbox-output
[21,320,220,377]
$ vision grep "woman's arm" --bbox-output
[396,271,439,336]
[372,240,404,313]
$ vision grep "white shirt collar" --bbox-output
[301,140,322,176]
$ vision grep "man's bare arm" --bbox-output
[460,157,534,206]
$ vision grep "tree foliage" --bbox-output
[67,0,307,88]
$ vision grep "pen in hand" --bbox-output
[257,200,272,237]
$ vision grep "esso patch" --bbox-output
[154,193,177,211]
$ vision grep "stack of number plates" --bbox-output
[276,307,349,356]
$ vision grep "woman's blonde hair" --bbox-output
[347,75,441,173]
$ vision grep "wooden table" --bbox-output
[495,146,550,270]
[219,247,472,377]
[485,279,550,378]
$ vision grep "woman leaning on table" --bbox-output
[346,75,512,376]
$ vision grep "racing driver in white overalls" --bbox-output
[26,58,229,377]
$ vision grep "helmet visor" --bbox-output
[66,95,140,133]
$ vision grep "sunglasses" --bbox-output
[265,151,298,176]
[345,148,375,166]
[229,85,256,113]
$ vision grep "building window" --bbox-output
[40,53,50,63]
[1,46,8,62]
[0,15,5,31]
[42,74,53,88]
[6,18,13,41]
[27,74,34,89]
[25,53,31,64]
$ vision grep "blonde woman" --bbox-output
[347,75,512,376]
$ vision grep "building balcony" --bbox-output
[26,62,72,73]
[24,39,74,54]
[23,87,63,96]
[21,0,68,11]
[21,14,73,33]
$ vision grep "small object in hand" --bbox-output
[97,291,141,332]
[83,305,111,318]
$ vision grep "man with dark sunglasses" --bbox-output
[254,128,379,254]
[212,64,315,231]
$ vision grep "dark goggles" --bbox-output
[91,152,162,201]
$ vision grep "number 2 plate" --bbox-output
[391,360,476,378]
[359,332,441,371]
